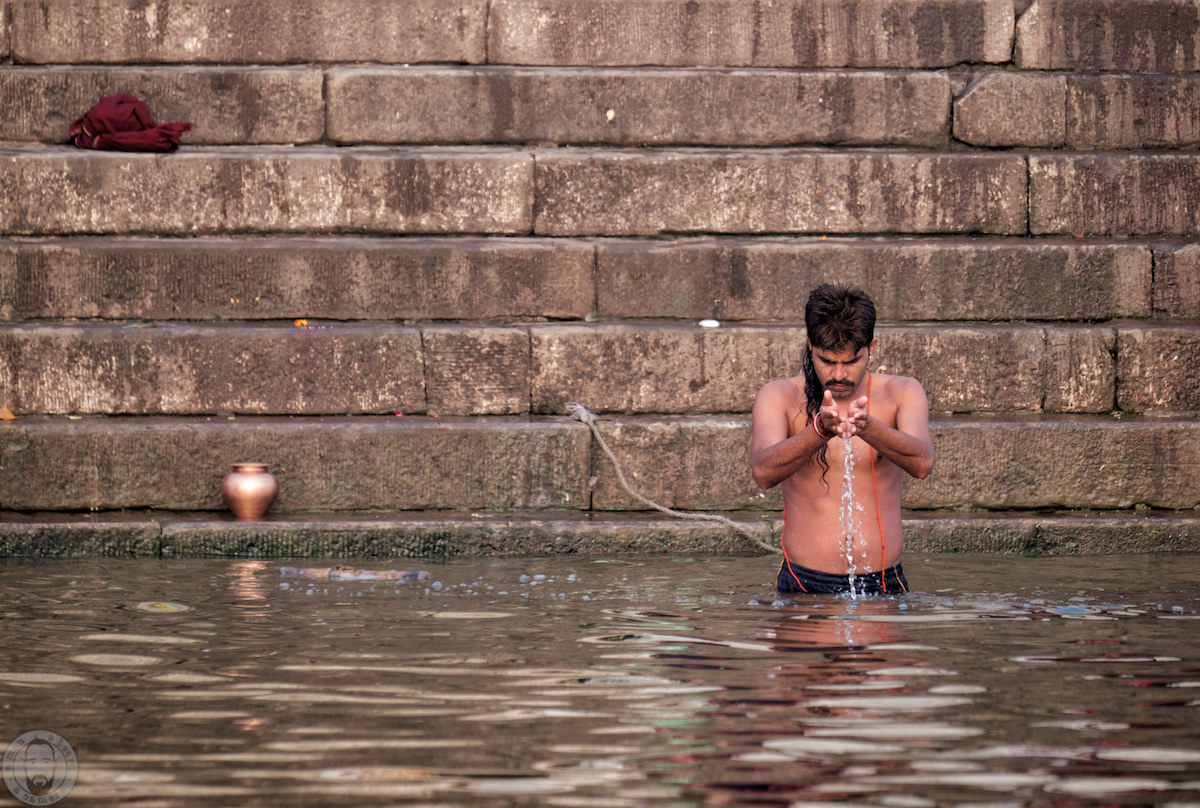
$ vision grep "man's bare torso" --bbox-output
[773,372,908,574]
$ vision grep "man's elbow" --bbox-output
[912,451,935,480]
[751,463,777,491]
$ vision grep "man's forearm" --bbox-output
[858,417,934,479]
[752,422,829,489]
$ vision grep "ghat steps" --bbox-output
[1,0,1198,557]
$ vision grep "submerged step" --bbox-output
[4,510,1198,559]
[7,321,1186,416]
[0,415,1196,513]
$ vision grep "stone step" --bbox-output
[8,66,1199,151]
[1,66,325,145]
[488,0,1015,68]
[7,0,1198,73]
[1,415,1196,512]
[6,146,1200,237]
[7,0,488,65]
[3,321,1197,417]
[1015,0,1200,73]
[326,65,951,147]
[6,0,1011,68]
[0,237,595,322]
[2,510,1199,559]
[5,236,1179,323]
[0,146,533,236]
[954,72,1200,150]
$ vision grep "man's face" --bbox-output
[22,742,56,790]
[809,340,872,399]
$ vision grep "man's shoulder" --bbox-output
[873,371,929,404]
[757,375,806,401]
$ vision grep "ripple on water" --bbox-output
[1043,777,1173,795]
[71,653,163,666]
[806,722,985,741]
[764,738,906,757]
[0,671,86,684]
[801,695,973,712]
[81,632,202,644]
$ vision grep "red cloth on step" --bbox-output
[70,94,192,152]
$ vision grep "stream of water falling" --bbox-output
[839,435,859,598]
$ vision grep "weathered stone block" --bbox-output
[0,2,9,61]
[0,67,324,144]
[0,514,161,557]
[159,512,770,557]
[0,324,425,415]
[490,0,1013,67]
[11,0,486,64]
[904,512,1200,555]
[953,72,1066,148]
[595,239,1151,321]
[875,326,1046,414]
[328,65,950,147]
[587,416,770,510]
[1030,155,1200,237]
[0,418,591,511]
[535,151,1027,236]
[531,324,807,414]
[1044,327,1117,413]
[908,417,1200,510]
[0,148,533,235]
[1068,76,1200,150]
[533,324,1117,416]
[1154,245,1200,318]
[1117,326,1200,414]
[1016,0,1200,72]
[424,326,532,415]
[0,237,593,322]
[585,416,1200,511]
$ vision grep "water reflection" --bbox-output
[0,555,1197,806]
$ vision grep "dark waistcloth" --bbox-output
[777,561,907,596]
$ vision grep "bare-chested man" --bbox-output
[751,284,934,595]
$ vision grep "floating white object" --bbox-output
[699,319,720,328]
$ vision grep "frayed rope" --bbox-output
[567,402,780,554]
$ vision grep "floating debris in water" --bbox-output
[136,601,190,613]
[280,566,430,582]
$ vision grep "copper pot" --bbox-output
[221,463,278,519]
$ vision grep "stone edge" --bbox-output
[1,511,1198,558]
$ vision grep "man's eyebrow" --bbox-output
[813,349,866,362]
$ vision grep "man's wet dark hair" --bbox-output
[801,283,876,482]
[804,283,876,353]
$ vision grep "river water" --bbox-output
[2,553,1199,806]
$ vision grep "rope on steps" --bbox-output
[567,402,781,555]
